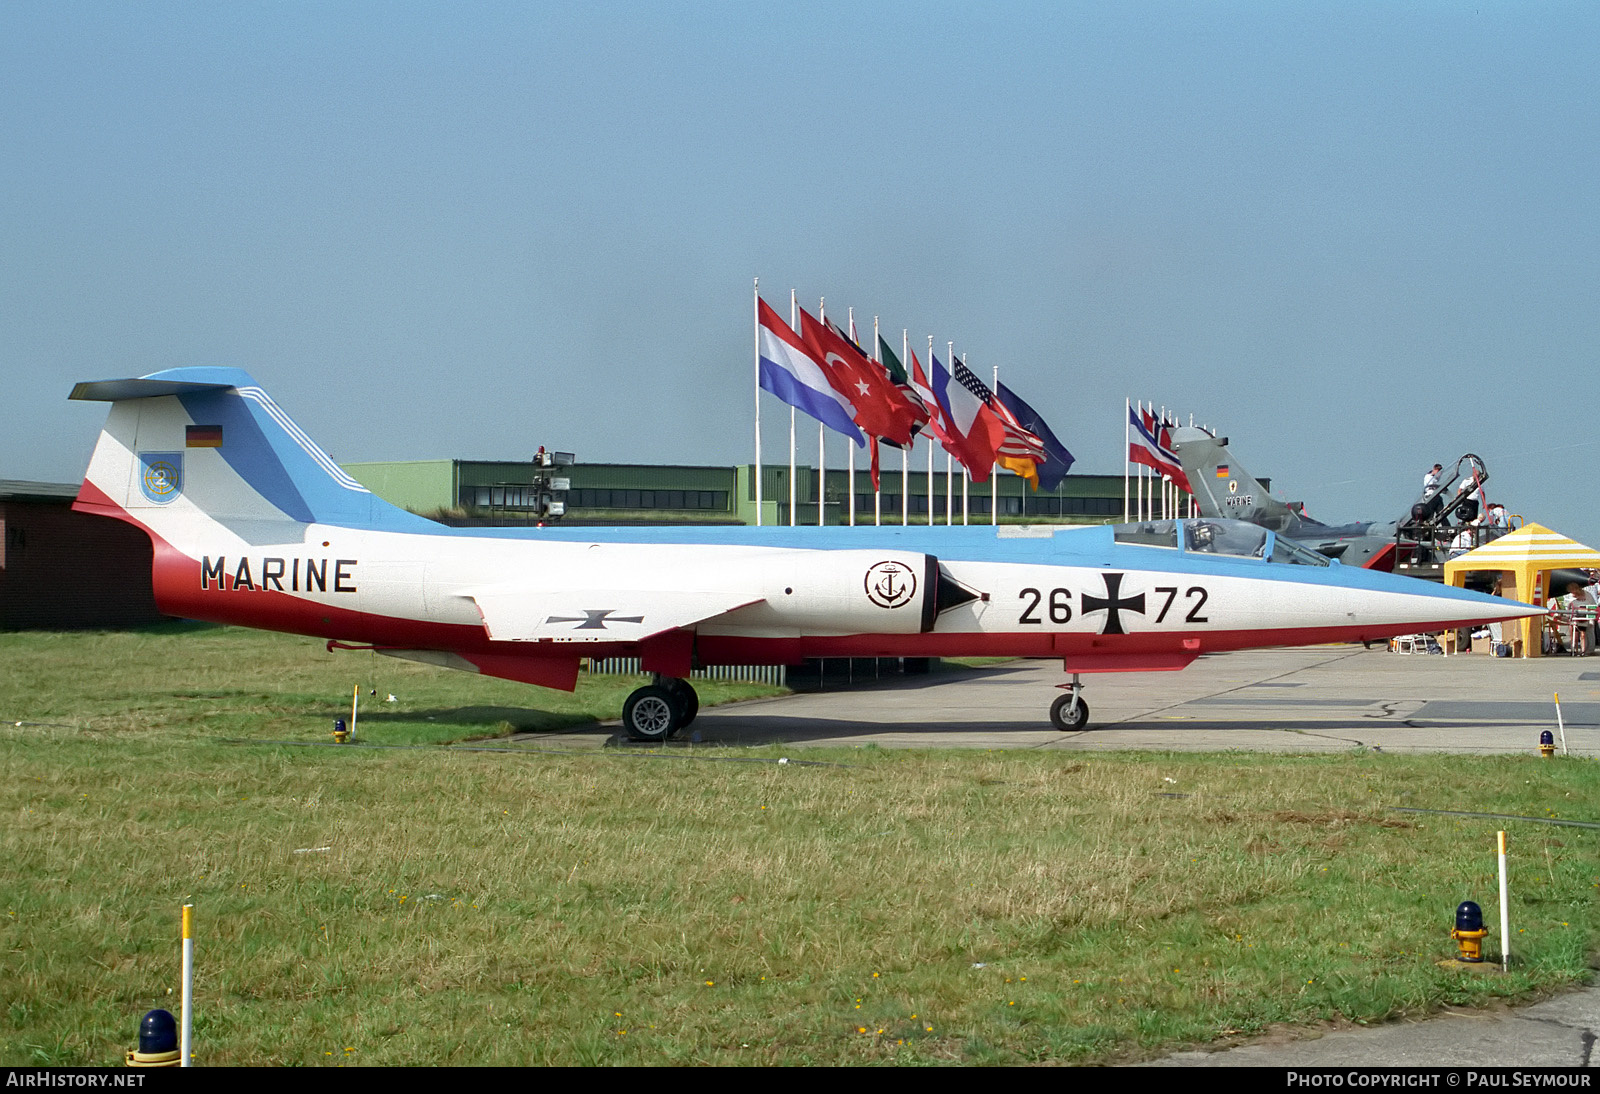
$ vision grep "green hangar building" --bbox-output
[338,458,1127,527]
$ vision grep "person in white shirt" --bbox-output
[1455,477,1483,523]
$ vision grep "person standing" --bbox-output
[1455,477,1482,524]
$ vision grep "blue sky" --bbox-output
[5,3,1597,543]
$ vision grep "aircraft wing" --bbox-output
[462,588,765,643]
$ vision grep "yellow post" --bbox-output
[1523,567,1542,658]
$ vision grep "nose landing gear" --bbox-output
[621,674,700,741]
[1049,673,1090,731]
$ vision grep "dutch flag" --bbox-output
[757,299,864,445]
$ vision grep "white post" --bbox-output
[1123,397,1130,522]
[1498,831,1511,971]
[753,277,763,526]
[180,904,194,1067]
[350,684,359,741]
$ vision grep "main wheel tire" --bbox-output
[664,678,699,728]
[623,685,679,742]
[1049,692,1090,731]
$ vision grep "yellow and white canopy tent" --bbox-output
[1443,523,1600,657]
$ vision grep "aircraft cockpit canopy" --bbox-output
[1112,519,1329,566]
[1184,520,1267,558]
[1112,519,1179,549]
[1268,534,1331,567]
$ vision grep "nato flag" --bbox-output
[995,382,1075,491]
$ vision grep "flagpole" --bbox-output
[901,329,910,526]
[753,277,763,527]
[1187,413,1194,520]
[847,306,856,528]
[1160,405,1169,521]
[1136,401,1143,521]
[872,313,882,526]
[991,363,1000,526]
[1123,396,1130,523]
[789,291,797,527]
[817,297,826,528]
[961,351,970,526]
[946,341,955,526]
[847,438,855,526]
[928,336,936,526]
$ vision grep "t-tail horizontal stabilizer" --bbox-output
[71,366,436,533]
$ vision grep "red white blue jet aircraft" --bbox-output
[71,369,1538,740]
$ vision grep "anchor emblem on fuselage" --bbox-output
[864,560,917,609]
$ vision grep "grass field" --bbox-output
[2,626,1596,1065]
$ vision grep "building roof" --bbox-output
[0,480,80,502]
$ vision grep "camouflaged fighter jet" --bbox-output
[70,369,1537,738]
[1169,426,1491,571]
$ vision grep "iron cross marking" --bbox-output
[545,609,645,630]
[1081,573,1145,635]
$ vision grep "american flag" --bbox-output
[953,359,1046,463]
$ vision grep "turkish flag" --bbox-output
[797,307,919,449]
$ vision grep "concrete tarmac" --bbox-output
[662,645,1600,756]
[542,644,1599,1068]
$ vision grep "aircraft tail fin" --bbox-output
[71,367,436,533]
[1169,426,1303,534]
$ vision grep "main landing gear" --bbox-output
[621,674,700,742]
[1050,673,1090,731]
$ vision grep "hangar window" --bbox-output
[565,488,728,511]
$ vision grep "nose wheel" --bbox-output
[621,675,700,741]
[1050,674,1090,731]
